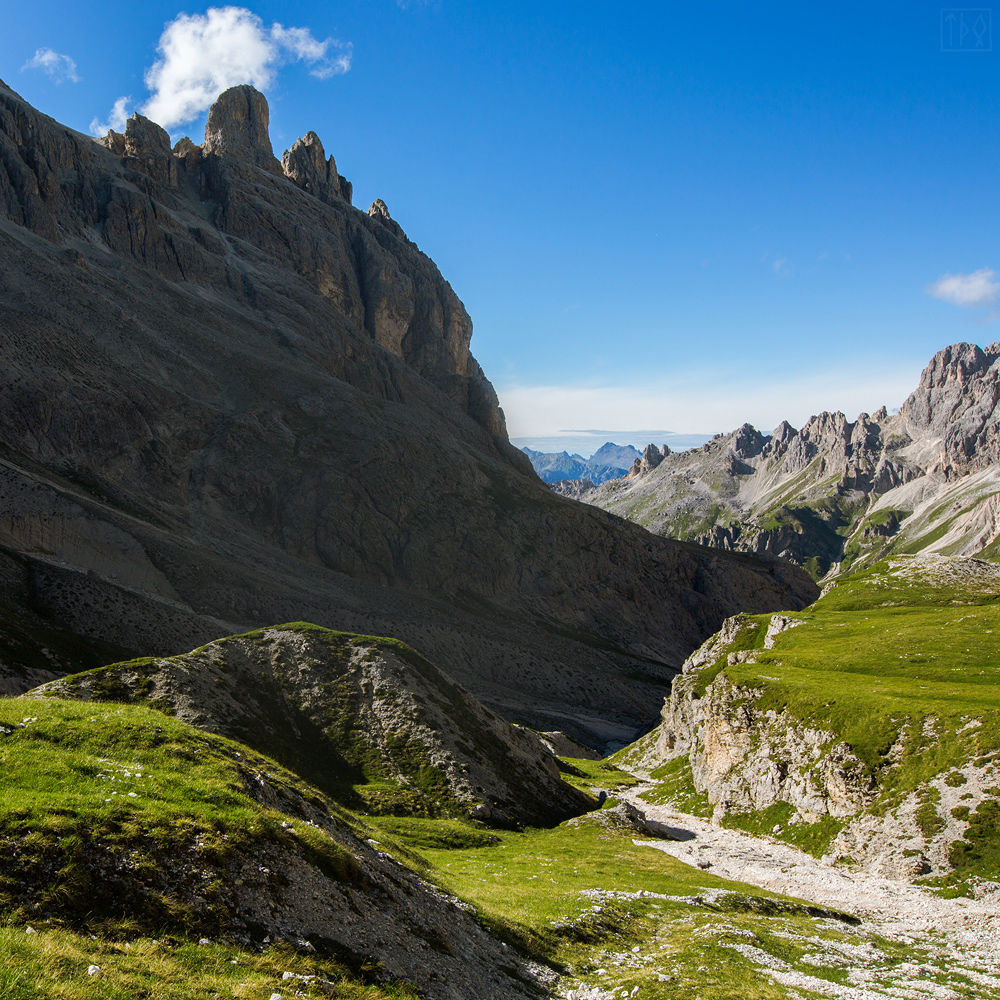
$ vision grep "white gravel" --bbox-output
[628,791,1000,992]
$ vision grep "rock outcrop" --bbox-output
[0,79,816,744]
[282,129,352,204]
[644,554,1000,881]
[578,343,1000,578]
[658,616,873,825]
[37,624,592,827]
[202,84,283,174]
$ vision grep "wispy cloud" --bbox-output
[926,268,999,309]
[90,96,131,136]
[759,251,791,276]
[271,24,352,79]
[92,6,352,135]
[22,48,80,84]
[497,364,922,440]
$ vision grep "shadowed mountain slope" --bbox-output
[35,623,593,827]
[0,81,815,745]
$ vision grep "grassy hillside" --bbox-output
[0,696,554,999]
[0,928,420,1000]
[0,696,374,934]
[644,555,1000,883]
[39,623,592,828]
[2,692,998,997]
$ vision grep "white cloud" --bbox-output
[926,268,1000,308]
[90,96,131,136]
[91,6,351,135]
[270,24,352,77]
[22,48,80,84]
[497,364,922,440]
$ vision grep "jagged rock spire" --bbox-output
[368,198,405,239]
[282,131,352,204]
[203,85,282,175]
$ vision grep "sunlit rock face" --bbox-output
[576,342,1000,578]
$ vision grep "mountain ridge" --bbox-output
[571,342,1000,578]
[521,441,640,484]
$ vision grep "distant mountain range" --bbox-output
[522,441,641,484]
[564,342,1000,579]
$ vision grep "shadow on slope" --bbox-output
[34,623,593,828]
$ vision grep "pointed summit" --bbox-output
[282,130,352,204]
[203,85,282,175]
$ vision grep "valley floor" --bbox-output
[624,786,1000,1000]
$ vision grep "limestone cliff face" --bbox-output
[657,616,873,825]
[578,343,1000,578]
[649,556,1000,880]
[0,80,816,742]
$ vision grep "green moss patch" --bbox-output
[641,757,713,818]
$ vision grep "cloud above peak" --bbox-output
[92,6,351,135]
[89,96,131,138]
[926,268,999,309]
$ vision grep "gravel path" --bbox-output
[626,789,1000,989]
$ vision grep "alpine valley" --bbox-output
[0,80,998,1000]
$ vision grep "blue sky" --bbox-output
[4,1,998,451]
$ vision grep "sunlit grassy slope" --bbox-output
[0,929,419,1000]
[2,689,997,998]
[725,558,1000,783]
[0,695,434,998]
[0,695,383,932]
[643,556,1000,878]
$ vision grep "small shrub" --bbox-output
[915,802,945,839]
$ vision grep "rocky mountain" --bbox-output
[570,343,1000,579]
[589,442,644,469]
[36,623,592,827]
[522,441,640,484]
[0,80,816,745]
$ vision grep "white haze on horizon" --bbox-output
[498,363,923,448]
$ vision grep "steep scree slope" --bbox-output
[0,81,815,743]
